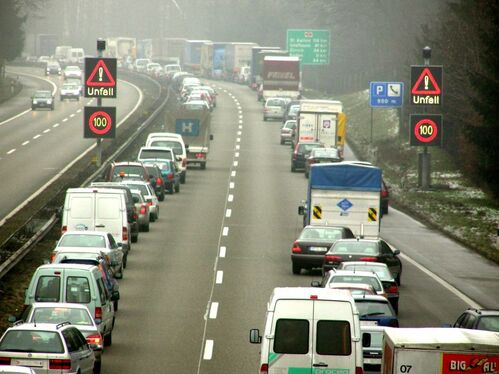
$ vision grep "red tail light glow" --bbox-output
[182,158,187,167]
[291,241,302,253]
[325,255,342,262]
[167,173,174,180]
[0,357,10,365]
[147,201,153,206]
[156,177,162,186]
[140,205,147,215]
[386,285,399,295]
[61,225,67,234]
[95,307,102,323]
[359,256,377,262]
[50,252,56,263]
[260,364,268,373]
[132,207,137,221]
[86,333,103,347]
[356,367,364,374]
[196,153,205,159]
[49,359,71,370]
[122,226,128,241]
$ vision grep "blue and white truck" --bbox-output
[299,162,382,238]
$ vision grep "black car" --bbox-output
[31,90,54,110]
[291,225,355,274]
[452,308,499,332]
[323,238,402,285]
[282,100,301,123]
[304,147,342,178]
[143,163,166,201]
[291,142,323,172]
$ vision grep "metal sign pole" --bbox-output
[421,47,431,189]
[95,41,104,167]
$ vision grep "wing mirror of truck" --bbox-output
[249,329,262,344]
[298,205,305,215]
[210,134,214,141]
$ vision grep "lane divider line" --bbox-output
[22,141,29,146]
[216,271,224,284]
[43,129,50,133]
[219,246,226,258]
[228,194,234,202]
[233,161,238,167]
[209,302,219,319]
[235,152,239,158]
[225,209,232,218]
[222,227,229,236]
[33,134,41,139]
[229,182,235,189]
[231,171,236,177]
[53,123,60,128]
[203,340,214,360]
[7,149,16,155]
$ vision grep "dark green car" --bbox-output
[31,90,54,110]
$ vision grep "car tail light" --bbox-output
[49,359,71,370]
[0,357,10,365]
[356,367,364,374]
[263,107,269,112]
[167,173,174,181]
[50,251,56,263]
[86,333,103,347]
[196,153,205,159]
[140,204,147,215]
[122,226,128,241]
[260,364,268,373]
[359,256,377,262]
[381,189,389,198]
[95,307,102,323]
[61,225,67,234]
[147,201,153,206]
[291,241,302,253]
[293,144,299,154]
[386,284,399,295]
[156,177,162,186]
[325,255,342,262]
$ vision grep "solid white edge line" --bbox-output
[209,302,219,319]
[400,253,482,309]
[216,271,224,284]
[7,149,16,155]
[203,340,214,360]
[219,246,226,258]
[0,79,143,227]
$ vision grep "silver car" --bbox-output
[130,189,151,232]
[263,97,288,121]
[19,303,103,373]
[0,322,95,373]
[121,181,159,222]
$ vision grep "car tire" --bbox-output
[280,138,284,145]
[115,265,123,279]
[169,186,174,194]
[382,205,389,215]
[141,223,150,232]
[158,192,165,202]
[200,162,206,170]
[291,164,296,172]
[131,234,138,243]
[104,331,112,347]
[123,254,127,269]
[180,173,186,184]
[395,273,401,286]
[114,300,118,312]
[292,262,301,275]
[305,171,309,179]
[93,360,102,374]
[175,183,180,193]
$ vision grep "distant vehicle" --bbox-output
[54,45,72,63]
[31,90,54,111]
[60,81,81,101]
[451,308,499,332]
[146,62,163,76]
[143,163,166,201]
[161,160,180,194]
[68,47,85,64]
[282,101,301,123]
[121,181,159,222]
[164,64,181,80]
[104,161,150,183]
[381,179,390,215]
[63,65,82,80]
[304,147,342,178]
[145,134,188,183]
[135,58,151,73]
[354,294,399,327]
[0,322,96,373]
[182,100,210,112]
[317,269,386,298]
[262,56,300,101]
[37,55,50,63]
[280,120,296,145]
[263,97,288,121]
[45,60,61,75]
[291,141,323,172]
[360,325,385,372]
[129,189,150,232]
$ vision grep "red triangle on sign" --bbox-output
[86,60,115,87]
[412,67,440,95]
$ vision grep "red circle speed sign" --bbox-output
[414,118,438,143]
[88,111,112,135]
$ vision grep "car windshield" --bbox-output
[289,105,300,114]
[267,99,284,107]
[124,183,149,196]
[58,234,106,248]
[300,227,343,241]
[300,143,322,152]
[356,301,393,317]
[284,121,296,129]
[476,316,499,332]
[30,307,93,326]
[333,242,380,255]
[112,165,145,178]
[34,91,51,98]
[330,275,382,291]
[0,330,64,353]
[312,148,339,158]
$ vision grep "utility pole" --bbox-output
[95,38,106,167]
[420,46,432,189]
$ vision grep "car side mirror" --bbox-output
[310,281,321,287]
[298,205,305,215]
[249,329,261,344]
[362,333,371,347]
[8,315,17,323]
[111,290,120,301]
[393,249,401,255]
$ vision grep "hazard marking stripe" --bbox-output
[313,206,322,219]
[368,208,377,222]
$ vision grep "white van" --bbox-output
[24,263,117,346]
[69,47,85,64]
[61,188,131,265]
[145,132,187,183]
[249,287,363,373]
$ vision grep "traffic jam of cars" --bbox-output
[2,36,498,374]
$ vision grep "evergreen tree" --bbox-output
[0,0,26,80]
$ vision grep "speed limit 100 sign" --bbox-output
[410,114,442,146]
[84,106,116,139]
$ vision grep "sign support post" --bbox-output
[421,47,431,189]
[95,39,105,167]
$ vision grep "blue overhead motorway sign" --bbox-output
[370,82,404,108]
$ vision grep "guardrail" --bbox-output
[0,72,170,280]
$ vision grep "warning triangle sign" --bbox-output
[412,67,441,95]
[86,60,116,87]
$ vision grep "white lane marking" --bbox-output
[216,271,224,284]
[238,110,242,115]
[235,144,240,150]
[238,125,243,129]
[209,302,219,319]
[229,182,235,189]
[239,119,243,124]
[400,253,482,309]
[219,246,226,258]
[76,109,82,113]
[203,340,214,360]
[222,226,229,236]
[235,152,239,158]
[53,123,60,128]
[239,115,243,120]
[43,129,50,133]
[22,141,29,146]
[237,131,242,136]
[69,113,75,118]
[236,137,241,143]
[7,149,16,155]
[231,171,236,177]
[233,160,238,167]
[228,194,234,202]
[33,134,41,139]
[62,118,68,122]
[225,209,232,218]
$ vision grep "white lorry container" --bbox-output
[249,287,364,374]
[381,327,499,374]
[300,162,382,238]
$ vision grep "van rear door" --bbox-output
[94,193,123,242]
[67,194,95,231]
[269,299,313,373]
[312,300,356,372]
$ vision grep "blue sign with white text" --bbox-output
[370,82,404,108]
[175,119,200,137]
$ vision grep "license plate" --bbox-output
[309,246,327,252]
[360,320,378,326]
[13,359,44,367]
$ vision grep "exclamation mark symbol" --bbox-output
[98,67,103,82]
[424,75,429,90]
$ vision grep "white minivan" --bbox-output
[249,287,363,374]
[61,188,131,266]
[145,132,187,183]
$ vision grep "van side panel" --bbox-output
[269,300,313,373]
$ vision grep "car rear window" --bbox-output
[35,276,61,302]
[356,301,393,317]
[477,316,499,332]
[267,99,284,107]
[150,140,183,155]
[330,275,382,292]
[316,320,352,355]
[31,307,93,326]
[0,330,64,353]
[362,330,383,348]
[333,242,380,255]
[300,227,343,241]
[273,319,309,354]
[112,165,145,179]
[66,276,91,304]
[58,234,106,248]
[139,149,173,160]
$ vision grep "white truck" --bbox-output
[381,327,499,374]
[295,99,346,155]
[299,162,382,238]
[224,42,257,82]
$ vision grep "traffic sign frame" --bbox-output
[84,106,116,139]
[410,114,443,146]
[369,81,404,108]
[286,29,330,65]
[84,57,117,98]
[410,65,443,105]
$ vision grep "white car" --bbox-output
[63,65,82,79]
[120,181,159,222]
[182,99,210,112]
[319,269,386,298]
[60,81,81,101]
[146,62,163,76]
[135,58,151,73]
[146,134,188,184]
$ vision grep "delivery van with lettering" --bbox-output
[381,327,499,374]
[249,287,363,373]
